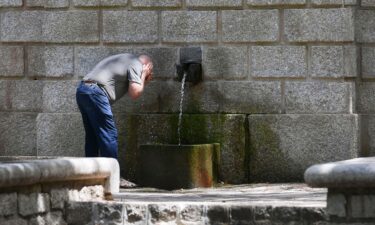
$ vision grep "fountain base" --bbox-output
[138,144,220,190]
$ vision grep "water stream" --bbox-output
[178,72,187,146]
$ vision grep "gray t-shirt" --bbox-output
[83,53,143,104]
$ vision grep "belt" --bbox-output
[82,80,98,85]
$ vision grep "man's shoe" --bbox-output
[120,178,137,188]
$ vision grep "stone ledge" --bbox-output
[304,157,375,188]
[0,157,119,194]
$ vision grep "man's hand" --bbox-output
[143,63,153,84]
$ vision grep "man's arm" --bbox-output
[128,63,152,100]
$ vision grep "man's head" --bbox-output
[138,54,153,82]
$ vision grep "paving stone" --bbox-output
[162,11,217,42]
[219,81,282,113]
[284,8,354,42]
[28,46,74,77]
[222,10,278,42]
[311,0,356,5]
[203,46,248,79]
[50,189,69,209]
[187,0,242,7]
[125,204,147,225]
[247,0,305,5]
[103,11,157,43]
[132,0,181,7]
[248,114,359,182]
[95,202,124,225]
[149,204,178,224]
[42,81,79,113]
[0,0,22,7]
[285,81,352,113]
[311,46,357,78]
[73,0,128,6]
[362,47,375,78]
[0,46,24,77]
[0,193,17,216]
[18,193,50,216]
[0,113,37,156]
[207,205,230,224]
[357,83,375,113]
[27,0,69,8]
[357,10,375,43]
[74,46,177,78]
[251,46,306,77]
[66,202,94,225]
[36,113,85,157]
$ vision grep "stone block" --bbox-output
[1,11,99,42]
[73,0,128,6]
[132,0,181,7]
[187,0,242,7]
[251,46,306,77]
[0,113,37,156]
[300,207,328,222]
[50,189,69,209]
[125,204,147,225]
[95,202,125,225]
[206,205,230,224]
[36,113,85,157]
[362,115,375,156]
[121,114,246,183]
[362,47,375,78]
[203,46,248,79]
[285,81,352,113]
[254,206,273,221]
[28,46,74,77]
[1,11,43,42]
[29,212,66,225]
[230,205,254,223]
[311,46,357,78]
[0,0,22,7]
[220,81,282,113]
[311,0,356,5]
[362,0,375,6]
[0,218,28,225]
[272,206,301,222]
[0,46,24,77]
[0,193,17,216]
[327,193,346,217]
[162,11,217,42]
[248,114,359,182]
[159,81,221,113]
[349,195,375,218]
[18,193,50,216]
[148,204,178,224]
[103,11,158,43]
[42,81,79,113]
[222,10,278,42]
[247,0,305,5]
[66,202,94,225]
[284,9,354,42]
[27,0,69,7]
[74,47,177,78]
[43,11,99,43]
[180,205,204,223]
[12,81,43,111]
[357,83,375,113]
[357,10,375,43]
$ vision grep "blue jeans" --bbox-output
[76,81,118,158]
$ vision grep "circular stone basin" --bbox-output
[138,144,220,190]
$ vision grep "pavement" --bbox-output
[114,183,327,208]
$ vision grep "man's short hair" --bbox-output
[138,54,153,65]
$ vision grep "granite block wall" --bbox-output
[0,0,367,184]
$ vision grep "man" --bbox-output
[76,53,153,187]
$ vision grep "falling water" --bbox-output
[178,72,187,146]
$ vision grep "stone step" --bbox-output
[97,183,328,225]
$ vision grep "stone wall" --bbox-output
[0,0,367,184]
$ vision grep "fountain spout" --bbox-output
[176,47,202,84]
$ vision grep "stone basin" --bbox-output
[138,144,220,190]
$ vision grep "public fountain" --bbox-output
[138,47,221,190]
